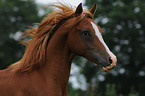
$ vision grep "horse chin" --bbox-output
[94,58,116,72]
[94,62,115,72]
[83,57,113,72]
[91,59,114,72]
[102,64,116,72]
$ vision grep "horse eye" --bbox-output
[82,30,90,36]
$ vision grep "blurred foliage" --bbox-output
[1,0,145,96]
[78,0,145,96]
[0,0,41,69]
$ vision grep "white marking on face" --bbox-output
[90,21,110,52]
[90,21,117,66]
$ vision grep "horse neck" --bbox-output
[42,29,74,95]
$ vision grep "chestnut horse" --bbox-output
[0,3,117,96]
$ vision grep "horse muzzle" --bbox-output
[89,50,117,72]
[102,52,117,72]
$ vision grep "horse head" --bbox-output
[67,3,117,72]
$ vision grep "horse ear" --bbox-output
[89,3,97,15]
[75,3,83,16]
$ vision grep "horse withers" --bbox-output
[0,3,117,96]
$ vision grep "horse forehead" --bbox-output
[90,22,102,36]
[90,21,106,46]
[78,18,102,34]
[78,18,94,28]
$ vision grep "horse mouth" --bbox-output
[91,58,116,72]
[93,59,116,72]
[87,54,116,72]
[102,64,116,72]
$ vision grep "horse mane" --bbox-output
[9,3,93,72]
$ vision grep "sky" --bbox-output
[35,0,85,6]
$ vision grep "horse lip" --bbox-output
[93,60,115,72]
[89,54,115,71]
[103,63,111,67]
[102,64,116,72]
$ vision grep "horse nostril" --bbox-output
[109,57,112,64]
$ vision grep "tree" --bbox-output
[83,0,145,95]
[0,0,41,69]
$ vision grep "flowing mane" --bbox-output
[10,3,93,72]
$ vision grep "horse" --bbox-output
[0,3,117,96]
